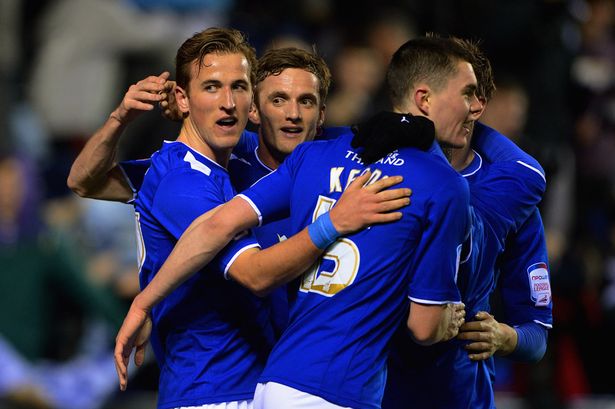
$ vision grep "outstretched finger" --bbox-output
[344,171,372,192]
[365,211,404,224]
[375,187,412,202]
[131,90,166,103]
[364,175,404,192]
[373,197,410,213]
[163,79,177,93]
[114,346,129,391]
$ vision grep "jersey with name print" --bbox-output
[229,128,351,336]
[134,140,272,409]
[240,131,469,409]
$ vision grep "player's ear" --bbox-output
[249,101,261,125]
[414,85,430,116]
[472,96,487,120]
[317,104,326,127]
[175,85,190,114]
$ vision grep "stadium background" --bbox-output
[1,0,614,408]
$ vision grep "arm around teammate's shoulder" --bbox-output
[228,171,412,296]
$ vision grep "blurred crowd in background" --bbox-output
[0,0,614,408]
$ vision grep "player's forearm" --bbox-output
[67,112,131,201]
[407,303,451,346]
[231,228,323,296]
[136,198,260,310]
[137,209,251,311]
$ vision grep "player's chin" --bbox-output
[214,134,242,150]
[451,134,469,149]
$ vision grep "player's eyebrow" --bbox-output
[298,93,318,102]
[269,91,290,99]
[200,79,222,88]
[232,79,250,87]
[463,83,478,95]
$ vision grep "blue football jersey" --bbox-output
[229,128,351,336]
[382,122,551,409]
[240,132,469,409]
[134,141,273,409]
[471,123,552,327]
[228,130,293,337]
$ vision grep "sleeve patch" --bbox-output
[528,262,551,307]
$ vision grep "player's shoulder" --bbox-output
[473,123,546,185]
[152,141,226,179]
[296,131,355,157]
[233,130,259,157]
[392,145,469,199]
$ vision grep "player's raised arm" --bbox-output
[67,72,172,201]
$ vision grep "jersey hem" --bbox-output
[157,390,256,409]
[258,376,379,409]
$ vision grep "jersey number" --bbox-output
[300,196,360,297]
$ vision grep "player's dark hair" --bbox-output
[450,37,495,102]
[175,27,257,95]
[386,36,473,109]
[255,47,332,106]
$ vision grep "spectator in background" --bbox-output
[324,45,384,126]
[0,153,127,409]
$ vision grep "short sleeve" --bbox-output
[408,176,470,304]
[119,158,151,198]
[239,142,309,225]
[472,161,546,233]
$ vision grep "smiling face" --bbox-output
[251,68,325,168]
[427,61,481,149]
[176,52,253,165]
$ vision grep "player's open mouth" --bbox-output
[217,117,238,127]
[280,126,303,136]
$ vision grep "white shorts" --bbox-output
[253,382,352,409]
[177,400,252,409]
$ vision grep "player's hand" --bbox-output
[456,311,514,361]
[159,79,184,122]
[441,302,466,342]
[329,171,411,235]
[110,72,170,125]
[114,301,153,391]
[350,111,435,164]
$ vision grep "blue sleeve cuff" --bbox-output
[508,322,548,362]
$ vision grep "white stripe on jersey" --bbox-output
[516,160,546,182]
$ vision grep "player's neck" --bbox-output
[177,122,232,168]
[256,133,283,170]
[450,143,474,171]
